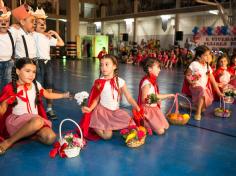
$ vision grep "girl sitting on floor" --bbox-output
[0,58,70,155]
[80,54,140,140]
[138,57,175,135]
[185,45,224,120]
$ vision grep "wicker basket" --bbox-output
[167,113,190,125]
[126,136,146,148]
[59,119,84,158]
[166,94,192,125]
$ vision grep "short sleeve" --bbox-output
[36,81,43,91]
[118,78,125,88]
[189,61,197,72]
[49,37,57,46]
[141,79,151,88]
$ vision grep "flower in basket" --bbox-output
[74,91,89,106]
[120,125,152,144]
[145,93,159,104]
[49,133,86,158]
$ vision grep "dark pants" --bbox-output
[37,60,53,89]
[0,60,14,92]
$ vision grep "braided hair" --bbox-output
[11,58,39,107]
[140,57,161,76]
[100,54,120,97]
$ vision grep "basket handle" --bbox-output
[219,97,225,110]
[166,93,192,117]
[166,93,178,115]
[59,118,83,142]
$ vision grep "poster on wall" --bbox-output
[197,35,236,49]
[94,35,108,57]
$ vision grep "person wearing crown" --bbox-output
[33,7,64,120]
[0,0,14,91]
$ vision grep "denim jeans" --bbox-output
[0,60,14,92]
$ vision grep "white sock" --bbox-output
[47,107,52,112]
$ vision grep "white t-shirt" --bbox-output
[141,79,155,95]
[33,32,57,60]
[9,27,37,59]
[12,82,43,115]
[100,77,125,110]
[189,61,212,88]
[0,33,15,61]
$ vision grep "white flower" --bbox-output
[74,91,89,106]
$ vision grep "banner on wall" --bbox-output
[195,35,236,49]
[94,35,108,57]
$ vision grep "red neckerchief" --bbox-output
[107,77,120,102]
[138,73,159,106]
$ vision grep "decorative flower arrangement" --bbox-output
[223,88,236,104]
[49,133,86,158]
[74,91,89,106]
[120,125,152,148]
[186,72,201,83]
[145,93,159,104]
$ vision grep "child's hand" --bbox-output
[48,30,58,36]
[63,92,71,98]
[81,106,91,113]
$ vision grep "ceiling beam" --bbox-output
[87,2,229,22]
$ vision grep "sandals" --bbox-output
[0,146,6,155]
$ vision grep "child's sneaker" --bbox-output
[47,110,58,120]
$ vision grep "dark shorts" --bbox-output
[37,59,53,89]
[0,60,14,91]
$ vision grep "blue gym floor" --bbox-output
[0,59,236,176]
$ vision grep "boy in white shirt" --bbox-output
[0,0,14,90]
[33,8,64,119]
[10,4,37,59]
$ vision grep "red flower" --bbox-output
[137,130,145,140]
[73,133,79,138]
[128,125,137,130]
[120,128,129,135]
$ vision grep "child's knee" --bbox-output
[31,117,44,129]
[156,128,165,135]
[41,132,57,145]
[102,131,112,140]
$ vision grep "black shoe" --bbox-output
[47,110,58,120]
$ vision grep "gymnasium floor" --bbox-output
[0,59,236,176]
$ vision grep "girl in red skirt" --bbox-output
[0,58,70,155]
[80,54,140,140]
[186,46,224,120]
[138,57,175,135]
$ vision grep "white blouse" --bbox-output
[12,82,43,115]
[100,77,125,110]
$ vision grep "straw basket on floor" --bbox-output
[167,93,192,125]
[126,136,146,148]
[59,119,84,158]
